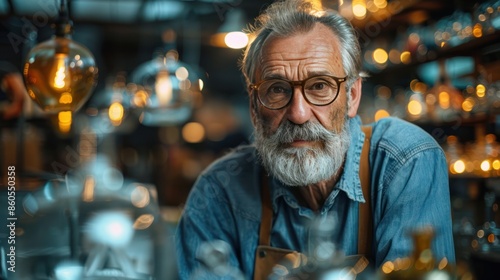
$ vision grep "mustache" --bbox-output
[268,121,335,144]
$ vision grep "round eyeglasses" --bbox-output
[249,75,347,110]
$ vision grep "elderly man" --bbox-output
[175,0,455,278]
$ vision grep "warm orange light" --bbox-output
[476,84,486,97]
[133,90,149,107]
[492,160,500,170]
[374,109,390,121]
[82,176,95,202]
[438,258,448,270]
[108,102,124,126]
[381,261,394,274]
[438,91,450,109]
[23,36,98,113]
[410,80,427,93]
[52,53,70,90]
[58,110,72,133]
[452,160,466,174]
[352,0,367,19]
[182,122,205,143]
[481,160,491,172]
[408,100,422,115]
[133,214,154,230]
[473,23,483,37]
[488,233,495,243]
[155,69,173,106]
[374,0,387,9]
[462,97,475,112]
[373,48,388,64]
[400,51,411,64]
[59,92,73,104]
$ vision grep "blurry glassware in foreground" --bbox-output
[23,0,98,113]
[7,156,175,279]
[190,240,245,280]
[267,214,374,280]
[130,48,201,126]
[380,226,454,280]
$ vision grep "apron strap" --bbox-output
[259,170,272,246]
[358,125,373,256]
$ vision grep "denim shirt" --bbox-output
[175,116,455,279]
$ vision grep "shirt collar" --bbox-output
[269,116,366,211]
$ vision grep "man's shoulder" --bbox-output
[196,144,261,195]
[202,145,258,174]
[190,144,261,221]
[372,117,440,150]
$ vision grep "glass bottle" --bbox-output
[380,227,454,280]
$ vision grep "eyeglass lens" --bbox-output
[257,76,341,109]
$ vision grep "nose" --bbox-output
[285,87,312,125]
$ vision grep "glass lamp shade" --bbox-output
[23,36,98,113]
[130,51,199,126]
[84,78,138,135]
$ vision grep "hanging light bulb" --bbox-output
[81,72,139,136]
[23,0,98,113]
[210,9,249,49]
[130,50,199,126]
[130,28,202,127]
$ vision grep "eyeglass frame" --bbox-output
[248,74,348,110]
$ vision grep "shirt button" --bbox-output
[259,250,267,258]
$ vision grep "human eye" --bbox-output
[259,80,291,107]
[266,81,290,94]
[306,77,336,94]
[261,80,291,97]
[310,81,328,90]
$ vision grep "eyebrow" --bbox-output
[262,71,335,81]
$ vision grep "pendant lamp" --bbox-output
[130,46,200,126]
[23,0,98,113]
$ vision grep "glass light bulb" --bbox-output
[52,53,71,90]
[130,53,200,126]
[23,36,98,113]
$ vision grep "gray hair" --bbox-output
[241,0,362,90]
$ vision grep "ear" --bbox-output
[347,78,362,118]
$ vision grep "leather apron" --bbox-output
[253,126,373,280]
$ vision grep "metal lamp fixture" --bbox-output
[23,0,98,113]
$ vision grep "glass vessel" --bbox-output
[7,156,174,280]
[189,240,245,280]
[380,227,454,280]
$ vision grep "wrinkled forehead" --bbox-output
[256,23,345,79]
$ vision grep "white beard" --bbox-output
[254,118,351,187]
